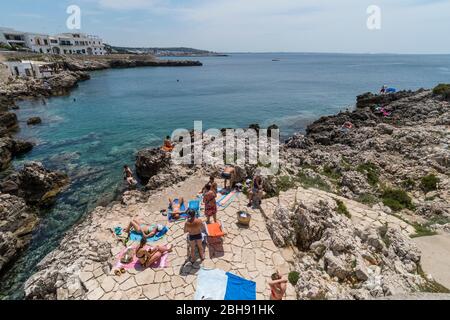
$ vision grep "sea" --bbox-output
[1,52,450,298]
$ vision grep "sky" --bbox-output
[1,0,450,53]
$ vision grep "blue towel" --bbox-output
[128,226,169,243]
[224,272,256,300]
[189,199,200,212]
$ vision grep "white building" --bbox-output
[0,27,106,55]
[0,27,27,49]
[3,60,59,79]
[55,33,106,55]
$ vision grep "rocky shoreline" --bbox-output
[20,86,450,300]
[0,53,203,289]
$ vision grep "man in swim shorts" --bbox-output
[221,165,236,189]
[184,209,205,263]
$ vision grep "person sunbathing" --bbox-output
[169,197,185,220]
[268,271,288,300]
[123,218,158,242]
[162,136,175,152]
[136,238,173,268]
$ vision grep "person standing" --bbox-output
[221,165,236,190]
[203,184,218,224]
[184,209,205,263]
[268,271,288,300]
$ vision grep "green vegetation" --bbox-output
[297,171,331,192]
[381,188,414,212]
[401,177,416,191]
[357,193,379,206]
[288,271,300,286]
[410,223,437,238]
[417,264,450,293]
[276,176,297,193]
[0,43,14,51]
[378,223,391,247]
[420,174,439,193]
[322,165,342,181]
[357,162,379,186]
[432,83,450,101]
[335,199,351,218]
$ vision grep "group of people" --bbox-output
[119,162,289,300]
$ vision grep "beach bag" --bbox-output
[120,247,134,264]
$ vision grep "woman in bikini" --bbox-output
[169,197,185,220]
[123,218,158,243]
[136,237,173,268]
[203,184,217,224]
[268,271,288,300]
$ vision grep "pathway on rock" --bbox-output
[260,187,416,237]
[78,173,296,300]
[413,234,450,289]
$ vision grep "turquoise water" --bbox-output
[1,53,450,298]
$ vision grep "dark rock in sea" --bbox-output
[0,112,18,131]
[12,139,34,156]
[135,148,170,183]
[27,117,42,126]
[0,179,19,195]
[0,193,39,274]
[0,137,14,170]
[17,162,70,208]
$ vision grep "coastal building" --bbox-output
[0,27,106,56]
[0,27,27,49]
[3,60,60,79]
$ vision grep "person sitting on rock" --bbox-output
[169,197,185,220]
[162,136,175,152]
[136,238,173,268]
[123,218,159,243]
[380,85,387,95]
[340,121,353,133]
[268,271,288,300]
[123,165,137,187]
[221,165,236,190]
[247,174,263,207]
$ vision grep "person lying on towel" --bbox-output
[136,238,173,268]
[123,218,159,242]
[169,197,185,220]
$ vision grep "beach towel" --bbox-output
[195,268,256,300]
[204,222,225,238]
[216,190,238,209]
[128,225,169,243]
[224,272,257,300]
[114,245,169,270]
[194,269,228,300]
